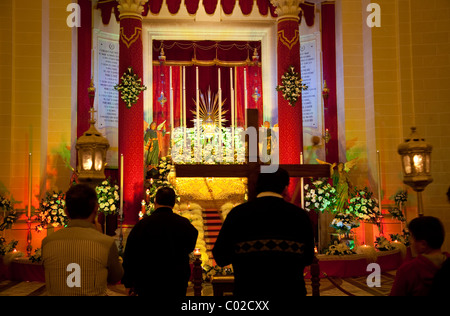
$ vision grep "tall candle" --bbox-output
[377,150,382,212]
[196,66,200,147]
[28,152,32,219]
[230,67,235,153]
[170,66,174,140]
[182,66,187,146]
[300,152,304,209]
[218,68,222,149]
[120,154,124,216]
[244,68,248,128]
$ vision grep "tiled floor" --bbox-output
[0,271,396,296]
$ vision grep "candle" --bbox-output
[170,66,174,142]
[218,68,222,153]
[194,248,201,257]
[300,152,304,209]
[120,154,124,216]
[182,66,187,146]
[28,152,32,219]
[230,67,235,156]
[244,68,248,128]
[196,67,200,148]
[377,150,382,211]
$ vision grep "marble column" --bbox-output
[117,0,148,226]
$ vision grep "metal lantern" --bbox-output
[76,108,110,186]
[398,127,433,216]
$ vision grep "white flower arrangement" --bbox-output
[304,179,336,213]
[375,236,396,251]
[324,241,355,256]
[348,187,380,224]
[276,66,308,107]
[95,179,120,215]
[36,191,68,229]
[330,212,360,234]
[114,67,147,108]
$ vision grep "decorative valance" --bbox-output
[96,0,316,27]
[152,40,261,66]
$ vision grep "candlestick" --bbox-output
[120,154,124,216]
[244,68,248,128]
[218,68,222,154]
[376,150,383,232]
[196,66,200,148]
[170,66,174,144]
[183,66,187,147]
[28,152,32,219]
[230,67,235,156]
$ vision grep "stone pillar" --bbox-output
[271,0,303,165]
[117,0,148,226]
[272,0,303,205]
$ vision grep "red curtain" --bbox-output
[321,2,338,164]
[152,41,262,128]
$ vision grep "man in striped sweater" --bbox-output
[42,184,124,296]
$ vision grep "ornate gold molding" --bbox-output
[270,0,304,20]
[120,27,142,48]
[117,0,148,20]
[277,29,299,50]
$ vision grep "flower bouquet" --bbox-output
[375,236,396,251]
[304,179,336,213]
[0,194,17,231]
[276,66,308,107]
[330,212,360,234]
[0,238,18,255]
[114,67,147,108]
[324,241,355,256]
[96,179,120,215]
[36,191,68,230]
[388,190,408,222]
[348,187,380,224]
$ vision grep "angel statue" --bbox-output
[316,158,358,214]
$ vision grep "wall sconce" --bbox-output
[322,80,329,100]
[397,127,433,216]
[322,128,331,144]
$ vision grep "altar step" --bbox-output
[202,209,223,262]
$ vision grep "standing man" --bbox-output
[122,187,198,296]
[42,184,124,296]
[213,168,315,297]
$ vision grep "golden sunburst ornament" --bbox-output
[191,87,228,137]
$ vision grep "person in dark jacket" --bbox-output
[122,187,198,296]
[213,168,315,297]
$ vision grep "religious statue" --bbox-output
[317,158,358,214]
[144,121,166,177]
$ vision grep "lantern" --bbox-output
[76,108,110,186]
[397,127,433,216]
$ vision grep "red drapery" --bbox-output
[152,40,263,128]
[96,0,315,26]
